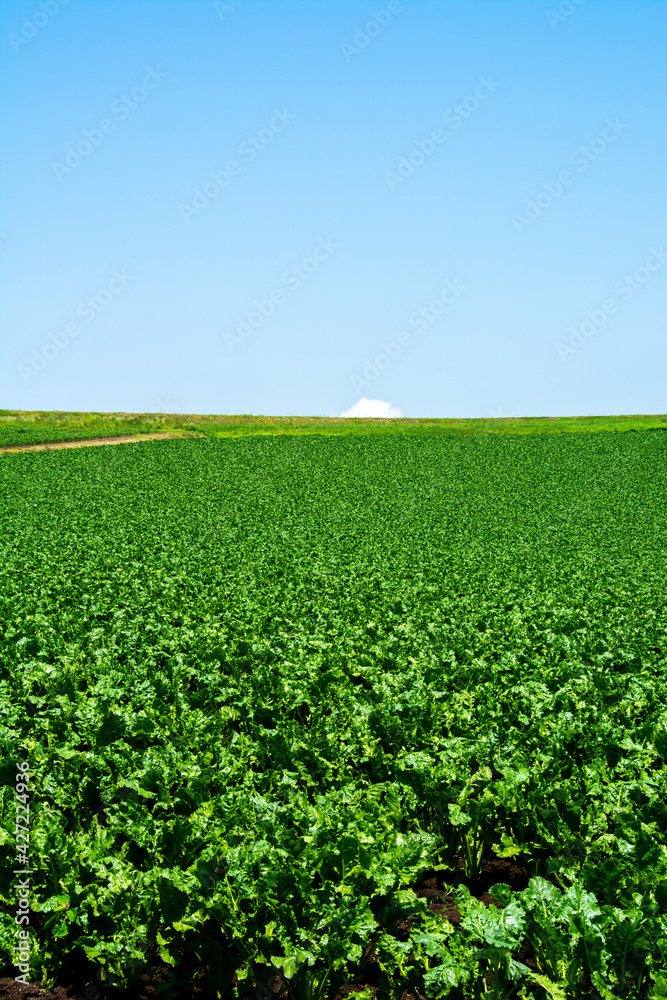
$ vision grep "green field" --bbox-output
[1,409,666,448]
[1,431,666,998]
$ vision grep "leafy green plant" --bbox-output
[1,430,666,998]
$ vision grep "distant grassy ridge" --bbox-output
[0,409,665,448]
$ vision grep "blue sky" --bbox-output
[1,0,665,418]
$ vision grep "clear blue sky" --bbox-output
[1,0,665,418]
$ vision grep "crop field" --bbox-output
[1,430,666,999]
[1,410,667,449]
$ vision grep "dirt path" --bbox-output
[0,432,204,454]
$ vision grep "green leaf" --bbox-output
[527,972,568,1000]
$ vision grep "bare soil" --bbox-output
[0,433,204,454]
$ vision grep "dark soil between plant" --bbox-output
[0,854,553,1000]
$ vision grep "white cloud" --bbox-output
[338,397,403,418]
